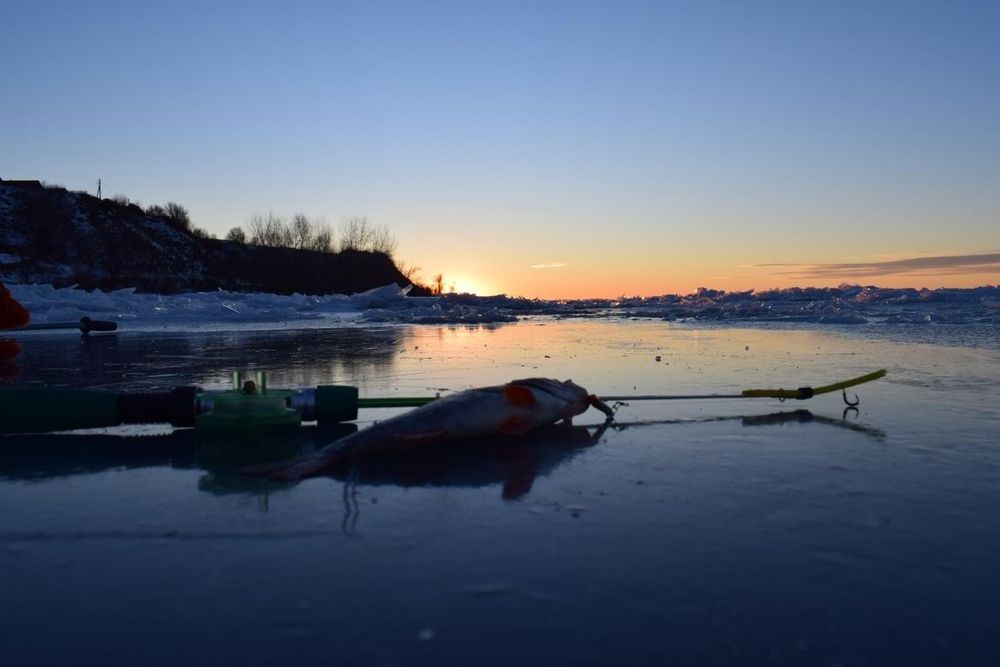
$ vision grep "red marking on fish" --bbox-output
[502,384,537,407]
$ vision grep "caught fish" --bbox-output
[255,378,614,480]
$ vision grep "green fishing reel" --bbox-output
[195,372,301,432]
[195,372,360,432]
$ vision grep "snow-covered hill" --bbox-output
[0,179,419,295]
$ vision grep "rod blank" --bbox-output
[17,317,117,334]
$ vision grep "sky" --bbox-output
[2,1,998,298]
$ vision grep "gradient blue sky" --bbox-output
[2,1,998,296]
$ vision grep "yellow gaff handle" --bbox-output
[741,369,887,400]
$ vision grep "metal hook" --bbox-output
[842,388,860,407]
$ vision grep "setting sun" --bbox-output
[445,275,493,296]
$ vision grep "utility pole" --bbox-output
[97,179,102,198]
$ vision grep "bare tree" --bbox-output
[339,216,376,251]
[189,226,215,240]
[338,216,397,256]
[397,261,421,282]
[247,213,269,245]
[369,223,398,257]
[226,227,247,244]
[247,212,290,247]
[432,273,444,295]
[308,221,333,253]
[241,211,402,256]
[146,204,167,217]
[290,213,312,250]
[164,202,191,230]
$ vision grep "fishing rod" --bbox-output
[0,369,886,436]
[600,369,887,406]
[16,317,118,334]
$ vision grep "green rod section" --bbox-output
[810,369,888,395]
[604,370,887,402]
[741,369,887,399]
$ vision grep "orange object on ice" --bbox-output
[0,283,30,330]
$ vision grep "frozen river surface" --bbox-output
[2,319,999,665]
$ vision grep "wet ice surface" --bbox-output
[2,320,1000,665]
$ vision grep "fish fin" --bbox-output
[241,453,341,480]
[503,384,538,407]
[498,415,536,436]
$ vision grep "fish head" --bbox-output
[506,378,592,417]
[555,379,591,404]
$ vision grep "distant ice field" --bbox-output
[8,282,999,349]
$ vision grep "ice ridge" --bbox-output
[7,283,998,328]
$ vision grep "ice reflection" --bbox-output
[12,327,410,391]
[0,408,886,519]
[0,421,601,502]
[13,319,992,407]
[610,408,886,440]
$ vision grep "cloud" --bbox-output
[530,262,567,269]
[752,252,1000,279]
